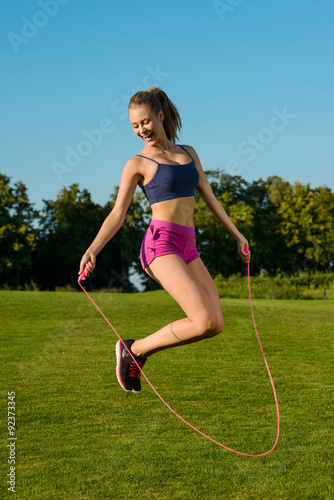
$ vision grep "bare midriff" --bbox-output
[150,196,195,227]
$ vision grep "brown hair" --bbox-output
[128,87,182,144]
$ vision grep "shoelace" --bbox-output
[129,360,138,378]
[135,360,146,379]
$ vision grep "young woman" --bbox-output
[78,87,250,394]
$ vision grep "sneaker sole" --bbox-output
[115,340,132,392]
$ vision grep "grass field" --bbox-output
[1,290,333,499]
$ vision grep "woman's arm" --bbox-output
[78,158,142,278]
[186,145,250,263]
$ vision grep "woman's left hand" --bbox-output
[78,253,96,280]
[237,237,251,263]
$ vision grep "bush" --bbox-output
[214,271,334,299]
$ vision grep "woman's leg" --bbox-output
[131,254,224,358]
[187,257,224,334]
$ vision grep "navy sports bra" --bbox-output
[137,145,200,205]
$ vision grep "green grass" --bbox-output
[1,290,333,499]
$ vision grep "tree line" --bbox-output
[1,171,333,291]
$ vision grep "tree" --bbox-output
[0,174,38,287]
[34,184,147,291]
[245,177,292,274]
[194,187,254,277]
[275,181,334,272]
[34,184,106,288]
[3,171,333,291]
[205,170,249,203]
[102,188,147,291]
[310,186,334,267]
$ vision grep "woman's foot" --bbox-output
[115,339,146,393]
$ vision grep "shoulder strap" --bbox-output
[178,145,194,161]
[136,154,159,165]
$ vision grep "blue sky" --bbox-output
[2,0,334,211]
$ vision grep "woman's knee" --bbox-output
[207,316,224,338]
[195,312,224,338]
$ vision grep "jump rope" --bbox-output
[78,249,280,457]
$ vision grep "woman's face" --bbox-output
[129,105,164,145]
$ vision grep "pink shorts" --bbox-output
[140,220,200,270]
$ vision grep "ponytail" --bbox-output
[128,87,182,143]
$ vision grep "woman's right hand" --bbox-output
[78,253,96,280]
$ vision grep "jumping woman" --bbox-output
[78,87,251,394]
